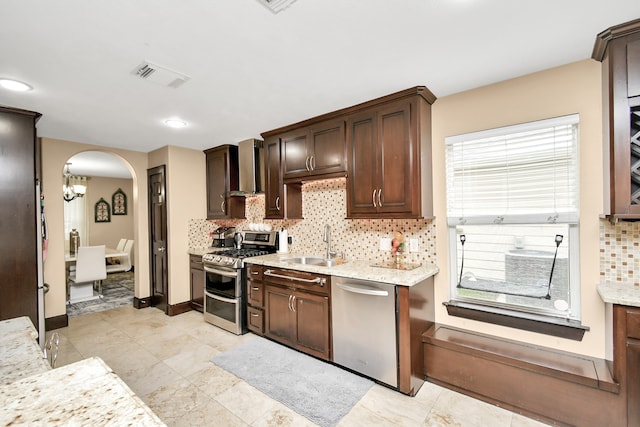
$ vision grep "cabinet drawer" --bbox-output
[627,309,640,340]
[247,265,263,281]
[247,306,264,334]
[189,255,203,269]
[247,280,264,307]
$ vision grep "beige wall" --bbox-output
[149,146,206,305]
[431,59,605,357]
[86,177,134,258]
[42,138,149,319]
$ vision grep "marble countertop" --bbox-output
[597,282,640,307]
[245,253,439,286]
[0,357,165,426]
[0,316,50,386]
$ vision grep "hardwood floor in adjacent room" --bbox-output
[48,307,551,426]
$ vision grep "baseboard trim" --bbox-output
[168,301,192,316]
[133,296,151,309]
[45,314,68,331]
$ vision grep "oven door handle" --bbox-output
[205,291,238,304]
[204,266,238,278]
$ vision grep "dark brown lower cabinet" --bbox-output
[189,255,204,312]
[628,340,640,426]
[264,284,330,360]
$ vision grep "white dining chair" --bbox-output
[68,245,107,303]
[106,240,133,273]
[116,238,127,252]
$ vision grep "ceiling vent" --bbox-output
[256,0,298,14]
[132,61,190,88]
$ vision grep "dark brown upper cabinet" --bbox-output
[263,137,302,219]
[346,88,435,218]
[593,18,640,221]
[281,119,346,182]
[204,144,245,219]
[261,86,436,219]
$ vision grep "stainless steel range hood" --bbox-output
[238,138,265,194]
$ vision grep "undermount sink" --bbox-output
[283,256,342,267]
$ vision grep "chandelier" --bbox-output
[63,163,87,202]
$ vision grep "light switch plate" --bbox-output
[409,238,419,252]
[380,237,392,251]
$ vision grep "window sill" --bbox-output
[443,300,589,341]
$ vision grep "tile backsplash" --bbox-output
[190,178,436,266]
[600,219,640,285]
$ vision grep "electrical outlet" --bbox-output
[380,237,392,251]
[409,238,419,252]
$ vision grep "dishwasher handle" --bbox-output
[334,282,389,297]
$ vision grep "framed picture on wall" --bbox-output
[112,188,127,215]
[95,198,111,223]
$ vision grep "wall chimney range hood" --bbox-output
[237,138,265,195]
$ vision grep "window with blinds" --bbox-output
[445,115,581,320]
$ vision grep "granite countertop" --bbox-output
[0,316,51,386]
[597,282,640,307]
[245,253,439,286]
[0,357,165,426]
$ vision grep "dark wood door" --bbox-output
[377,101,415,216]
[282,129,310,180]
[148,165,168,313]
[346,109,379,216]
[265,284,295,346]
[205,148,228,218]
[294,291,330,360]
[308,119,346,177]
[264,137,283,219]
[0,107,40,327]
[628,339,640,427]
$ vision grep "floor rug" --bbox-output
[67,272,134,318]
[211,336,373,427]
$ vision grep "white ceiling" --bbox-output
[1,0,639,162]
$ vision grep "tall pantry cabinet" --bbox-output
[0,106,41,329]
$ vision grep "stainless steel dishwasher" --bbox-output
[331,276,397,387]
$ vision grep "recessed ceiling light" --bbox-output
[164,119,187,128]
[0,78,33,92]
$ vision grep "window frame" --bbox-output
[444,115,586,338]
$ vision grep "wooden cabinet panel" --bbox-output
[264,137,303,219]
[204,145,245,219]
[628,39,640,98]
[265,284,296,346]
[628,310,640,340]
[247,279,264,307]
[282,130,310,179]
[628,340,640,427]
[189,255,204,312]
[247,306,264,334]
[308,119,346,176]
[347,100,422,218]
[295,292,330,359]
[263,268,331,360]
[282,120,346,182]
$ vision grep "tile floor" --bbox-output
[49,306,552,427]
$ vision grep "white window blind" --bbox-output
[446,114,579,226]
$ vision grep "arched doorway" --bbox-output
[63,151,135,317]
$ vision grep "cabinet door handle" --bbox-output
[377,189,383,207]
[220,199,225,213]
[250,312,260,317]
[372,189,377,207]
[310,156,315,171]
[251,271,259,276]
[292,295,297,312]
[252,286,259,290]
[305,156,311,171]
[275,196,281,211]
[288,294,293,311]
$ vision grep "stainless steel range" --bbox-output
[202,230,277,334]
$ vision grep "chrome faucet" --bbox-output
[323,224,337,259]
